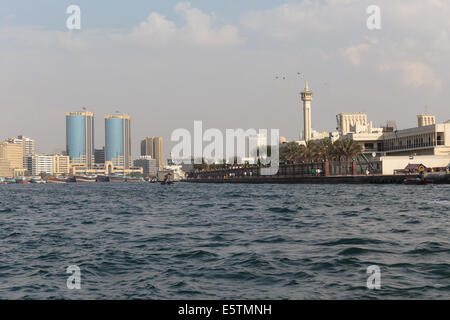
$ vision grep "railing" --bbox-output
[186,160,383,180]
[379,141,443,152]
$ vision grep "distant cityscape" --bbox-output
[1,83,450,183]
[0,111,172,182]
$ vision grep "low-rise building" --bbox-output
[157,165,186,181]
[53,155,71,175]
[24,155,53,176]
[379,118,450,156]
[133,156,158,178]
[339,114,450,157]
[379,155,450,175]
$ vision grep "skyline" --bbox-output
[1,0,450,159]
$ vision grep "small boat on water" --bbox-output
[74,175,97,183]
[160,173,175,185]
[402,176,433,185]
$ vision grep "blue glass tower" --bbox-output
[105,114,131,169]
[66,111,94,169]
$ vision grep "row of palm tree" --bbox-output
[280,138,362,163]
[192,138,362,170]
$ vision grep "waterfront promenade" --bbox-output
[184,162,450,184]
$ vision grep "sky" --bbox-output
[1,0,449,159]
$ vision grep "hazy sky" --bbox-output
[1,0,449,159]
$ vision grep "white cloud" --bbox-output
[341,39,377,67]
[130,1,242,47]
[130,13,177,45]
[379,61,442,91]
[1,0,450,155]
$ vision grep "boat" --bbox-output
[125,176,144,182]
[109,175,126,183]
[46,177,68,184]
[74,175,97,183]
[30,177,46,184]
[15,177,31,184]
[160,173,175,185]
[402,176,433,185]
[96,175,109,182]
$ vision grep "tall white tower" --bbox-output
[301,81,313,141]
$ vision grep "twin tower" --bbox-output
[65,111,131,170]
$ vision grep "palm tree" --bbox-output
[333,138,362,161]
[332,138,362,175]
[302,141,319,162]
[280,142,303,163]
[316,139,335,161]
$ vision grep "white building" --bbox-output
[336,113,385,154]
[24,155,54,176]
[337,113,450,156]
[379,155,450,175]
[7,135,36,167]
[8,135,35,156]
[380,117,450,156]
[157,165,186,181]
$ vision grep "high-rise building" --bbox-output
[141,136,163,169]
[105,114,131,169]
[141,137,154,157]
[0,142,24,177]
[66,111,94,169]
[153,137,163,169]
[7,135,35,156]
[300,81,313,141]
[7,135,35,168]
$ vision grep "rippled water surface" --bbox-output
[0,183,449,299]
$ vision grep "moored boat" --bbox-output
[109,175,126,183]
[16,177,31,184]
[46,177,68,184]
[125,176,144,182]
[30,177,46,184]
[96,175,109,182]
[402,176,433,185]
[74,175,97,183]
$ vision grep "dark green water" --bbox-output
[0,183,448,299]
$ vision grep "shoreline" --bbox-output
[184,173,450,184]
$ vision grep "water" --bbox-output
[0,183,448,299]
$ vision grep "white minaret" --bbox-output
[301,81,313,141]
